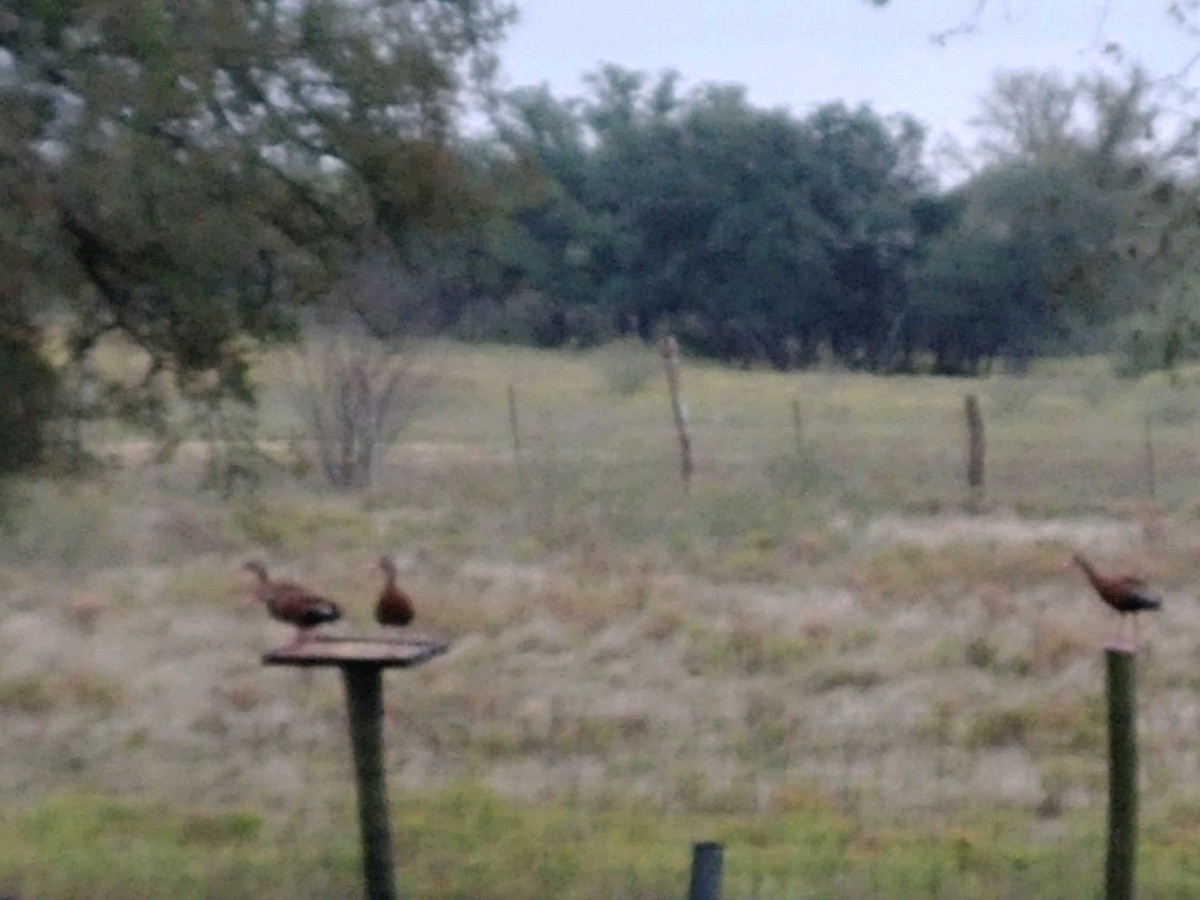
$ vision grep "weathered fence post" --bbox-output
[508,381,523,468]
[264,636,449,900]
[1105,647,1138,900]
[660,335,694,493]
[791,397,803,460]
[688,841,724,900]
[1143,415,1156,502]
[964,393,985,510]
[507,382,525,488]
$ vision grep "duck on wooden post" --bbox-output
[243,561,342,647]
[1067,552,1162,651]
[373,556,415,628]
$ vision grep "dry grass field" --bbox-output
[4,340,1200,897]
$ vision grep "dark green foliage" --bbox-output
[905,68,1197,374]
[438,62,1192,374]
[0,326,56,473]
[1,0,514,460]
[465,67,934,369]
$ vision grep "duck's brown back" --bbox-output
[262,579,342,627]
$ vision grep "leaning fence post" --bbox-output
[1105,647,1138,900]
[507,383,523,476]
[688,841,724,900]
[660,335,694,493]
[791,397,803,461]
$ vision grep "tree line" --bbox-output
[3,0,1199,474]
[432,65,1198,376]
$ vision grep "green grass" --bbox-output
[7,787,1200,899]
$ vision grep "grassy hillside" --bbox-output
[4,340,1200,897]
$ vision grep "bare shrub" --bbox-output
[291,250,436,489]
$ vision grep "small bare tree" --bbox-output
[292,249,435,489]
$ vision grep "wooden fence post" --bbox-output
[507,383,525,488]
[1143,415,1156,502]
[964,393,985,510]
[791,397,803,460]
[688,841,724,900]
[660,335,694,493]
[1105,647,1138,900]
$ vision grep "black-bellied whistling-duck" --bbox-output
[243,561,342,646]
[373,556,415,627]
[1068,552,1162,650]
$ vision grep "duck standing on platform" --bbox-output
[1067,552,1162,650]
[373,556,415,628]
[243,561,342,646]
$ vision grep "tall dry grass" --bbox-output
[5,342,1200,896]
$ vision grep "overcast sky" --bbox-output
[495,1,1198,174]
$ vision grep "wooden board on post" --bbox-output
[264,636,449,900]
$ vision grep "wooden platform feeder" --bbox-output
[264,636,449,900]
